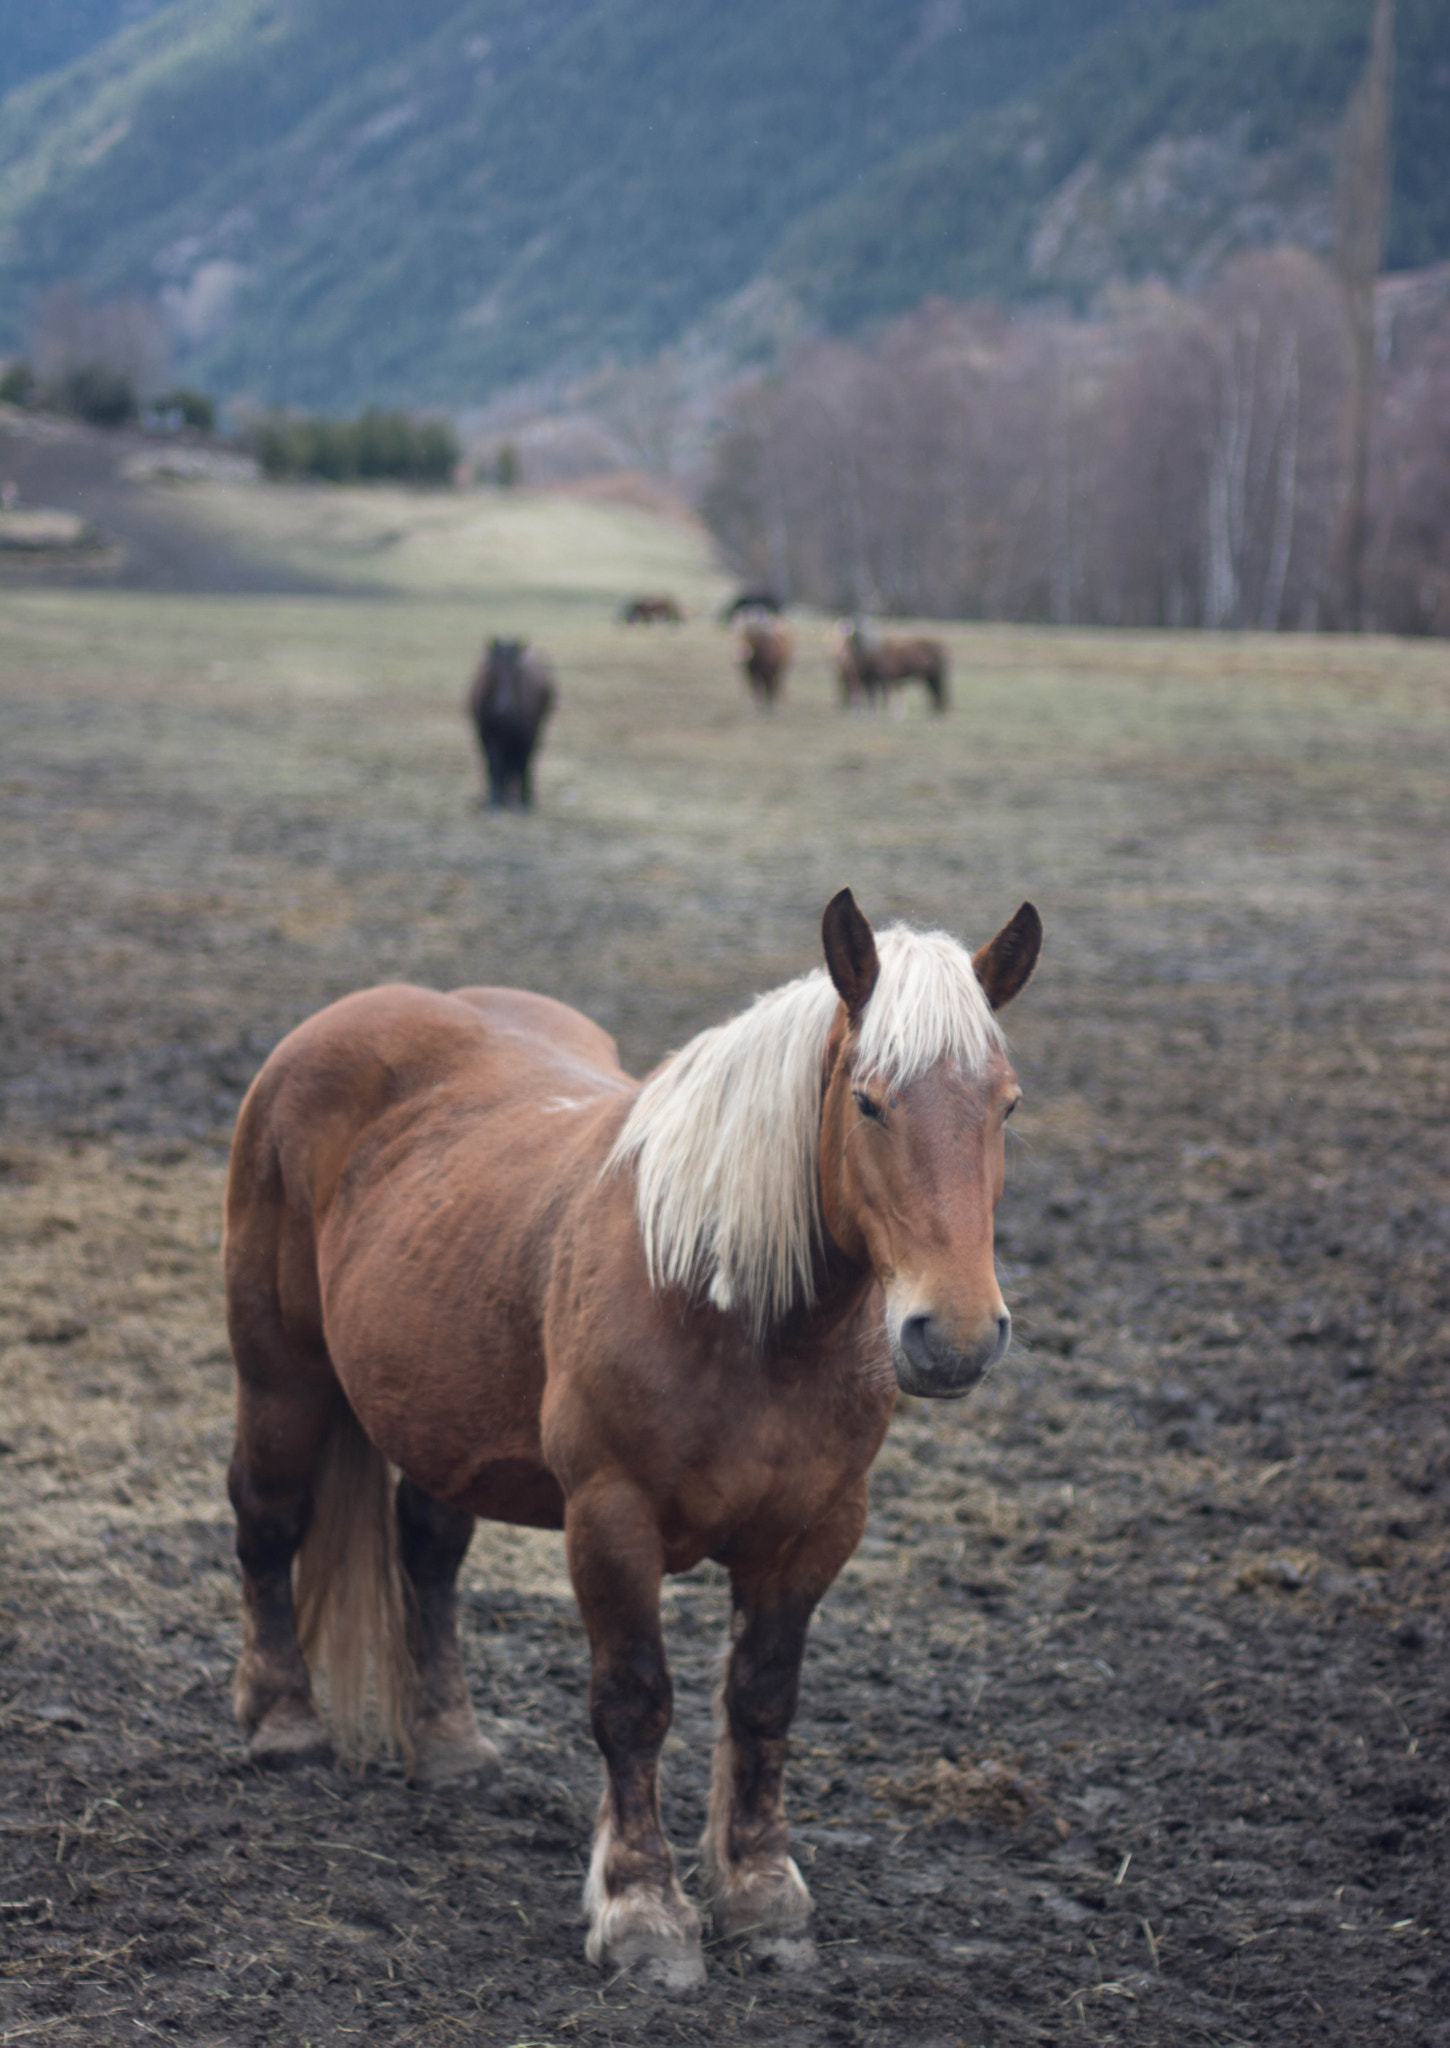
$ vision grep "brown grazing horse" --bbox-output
[620,594,683,624]
[738,615,793,706]
[841,623,949,712]
[466,637,556,808]
[225,889,1042,1990]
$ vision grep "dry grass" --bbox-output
[158,473,731,608]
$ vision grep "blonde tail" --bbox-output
[293,1399,415,1767]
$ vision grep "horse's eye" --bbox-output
[1004,1096,1022,1119]
[853,1088,884,1123]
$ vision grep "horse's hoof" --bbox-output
[702,1850,813,1953]
[585,1873,705,1995]
[410,1726,502,1787]
[612,1938,706,1997]
[245,1702,331,1767]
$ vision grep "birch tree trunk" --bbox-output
[1333,0,1395,630]
[1260,336,1301,630]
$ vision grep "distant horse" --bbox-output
[738,616,793,706]
[620,594,683,625]
[841,623,948,712]
[225,889,1042,1989]
[466,638,556,808]
[720,587,784,623]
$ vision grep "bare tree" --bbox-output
[1366,301,1450,633]
[703,260,1375,635]
[1202,251,1349,630]
[1332,0,1396,629]
[578,354,685,476]
[30,284,169,396]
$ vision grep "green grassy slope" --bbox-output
[0,0,1131,404]
[0,0,1445,410]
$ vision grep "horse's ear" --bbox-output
[822,889,879,1019]
[972,901,1042,1012]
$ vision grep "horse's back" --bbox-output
[242,984,624,1145]
[447,986,622,1081]
[229,985,627,1237]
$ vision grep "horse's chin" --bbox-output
[889,1347,987,1400]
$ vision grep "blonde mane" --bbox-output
[606,925,1006,1340]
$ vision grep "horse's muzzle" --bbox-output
[892,1311,1011,1399]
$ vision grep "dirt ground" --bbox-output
[2,562,1449,2048]
[0,413,333,596]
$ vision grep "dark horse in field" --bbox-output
[719,587,784,622]
[738,615,792,707]
[620,594,683,625]
[839,623,949,712]
[466,637,556,808]
[225,890,1041,1988]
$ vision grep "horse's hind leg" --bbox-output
[396,1478,500,1784]
[228,1366,337,1764]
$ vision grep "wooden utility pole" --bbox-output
[1333,0,1395,630]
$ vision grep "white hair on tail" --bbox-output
[606,924,1005,1340]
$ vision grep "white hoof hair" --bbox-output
[583,1809,704,1993]
[701,1841,813,1943]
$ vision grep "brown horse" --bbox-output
[842,623,949,712]
[225,889,1042,1990]
[738,615,792,706]
[620,594,683,624]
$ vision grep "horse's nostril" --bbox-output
[900,1314,936,1373]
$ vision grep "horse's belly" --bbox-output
[455,1455,564,1528]
[319,1168,559,1511]
[325,1286,552,1515]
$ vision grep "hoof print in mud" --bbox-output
[614,1942,707,1997]
[741,1931,818,1974]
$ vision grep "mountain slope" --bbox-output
[0,1,164,105]
[776,0,1450,323]
[0,0,1134,405]
[0,0,1446,411]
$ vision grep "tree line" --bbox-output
[703,247,1450,638]
[250,409,459,485]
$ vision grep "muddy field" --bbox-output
[2,550,1449,2047]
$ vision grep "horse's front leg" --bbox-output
[702,1483,868,1967]
[566,1480,704,1992]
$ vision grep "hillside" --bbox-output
[0,1,161,105]
[0,0,1447,413]
[777,0,1450,324]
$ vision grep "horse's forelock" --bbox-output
[853,926,1004,1086]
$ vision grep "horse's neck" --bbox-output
[798,1232,880,1342]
